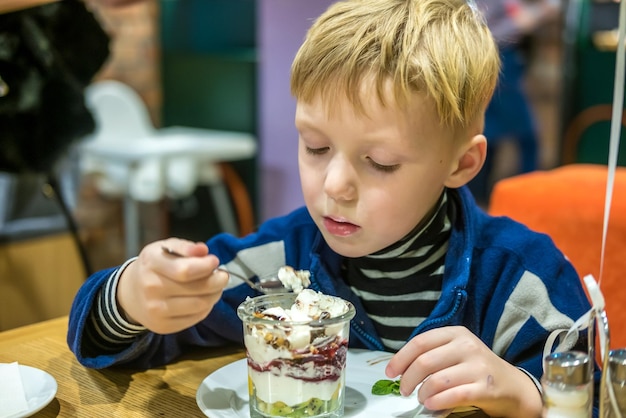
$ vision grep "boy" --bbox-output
[68,0,595,416]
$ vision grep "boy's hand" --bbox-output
[385,326,542,418]
[116,239,230,334]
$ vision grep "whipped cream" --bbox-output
[276,266,311,294]
[261,289,349,322]
[245,289,351,359]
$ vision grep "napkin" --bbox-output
[0,362,29,418]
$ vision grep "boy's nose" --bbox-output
[324,157,356,201]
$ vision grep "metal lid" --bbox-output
[609,348,626,382]
[544,351,592,385]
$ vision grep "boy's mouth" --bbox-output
[322,216,360,237]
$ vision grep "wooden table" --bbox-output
[0,317,488,417]
[0,316,246,417]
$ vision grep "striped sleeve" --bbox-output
[82,257,147,356]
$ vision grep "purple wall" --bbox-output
[257,0,335,221]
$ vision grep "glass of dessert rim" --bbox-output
[237,291,356,418]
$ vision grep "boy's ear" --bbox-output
[444,134,486,188]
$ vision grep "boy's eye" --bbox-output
[305,146,329,155]
[368,158,400,173]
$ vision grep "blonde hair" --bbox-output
[290,0,500,130]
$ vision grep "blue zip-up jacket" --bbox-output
[67,188,593,386]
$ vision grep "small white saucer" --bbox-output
[4,364,58,418]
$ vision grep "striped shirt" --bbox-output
[343,190,454,351]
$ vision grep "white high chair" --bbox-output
[79,80,256,258]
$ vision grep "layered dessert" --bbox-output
[238,289,356,418]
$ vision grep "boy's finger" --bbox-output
[155,249,221,283]
[160,239,208,258]
[386,327,455,377]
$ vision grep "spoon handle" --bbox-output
[160,246,286,294]
[161,246,184,257]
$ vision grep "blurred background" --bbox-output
[0,0,623,330]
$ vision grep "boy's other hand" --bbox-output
[116,239,229,334]
[385,326,542,418]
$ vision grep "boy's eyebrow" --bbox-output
[294,118,320,132]
[295,123,330,141]
[294,109,325,130]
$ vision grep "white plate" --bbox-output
[196,349,474,417]
[3,364,57,418]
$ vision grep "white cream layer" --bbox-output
[249,368,343,406]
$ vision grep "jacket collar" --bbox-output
[305,186,482,350]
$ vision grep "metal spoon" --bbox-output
[160,246,290,294]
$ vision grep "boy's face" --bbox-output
[295,85,467,258]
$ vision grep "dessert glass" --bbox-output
[237,292,356,418]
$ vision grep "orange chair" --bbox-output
[488,164,626,349]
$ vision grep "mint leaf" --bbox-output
[371,379,401,396]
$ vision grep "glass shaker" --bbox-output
[602,348,626,417]
[542,351,593,418]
